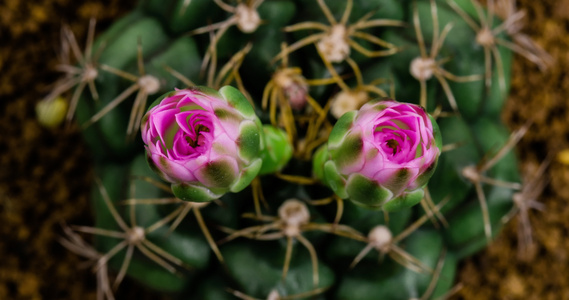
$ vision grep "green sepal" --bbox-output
[144,152,170,184]
[414,159,438,189]
[171,182,226,202]
[381,168,413,196]
[323,161,348,199]
[219,85,256,119]
[196,158,238,188]
[312,144,329,182]
[237,120,262,163]
[414,114,442,188]
[258,125,293,175]
[382,188,424,212]
[328,110,357,148]
[230,158,263,193]
[345,173,393,210]
[193,85,223,100]
[213,107,242,123]
[430,114,443,151]
[330,132,364,170]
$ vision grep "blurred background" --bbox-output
[1,0,568,299]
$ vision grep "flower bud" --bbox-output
[257,125,293,175]
[36,97,68,128]
[317,99,442,211]
[284,81,309,111]
[141,86,264,202]
[273,68,309,111]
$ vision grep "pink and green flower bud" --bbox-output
[141,86,264,202]
[258,125,293,175]
[319,99,442,211]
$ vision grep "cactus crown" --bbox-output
[46,0,552,299]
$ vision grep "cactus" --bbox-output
[45,0,552,299]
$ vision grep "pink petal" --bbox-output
[150,152,196,183]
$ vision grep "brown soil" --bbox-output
[0,0,162,299]
[0,0,566,299]
[457,0,569,299]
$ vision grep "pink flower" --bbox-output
[142,86,263,202]
[315,99,442,211]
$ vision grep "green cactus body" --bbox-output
[53,0,538,298]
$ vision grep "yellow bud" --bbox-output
[36,97,68,128]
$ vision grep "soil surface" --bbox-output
[0,0,566,299]
[0,0,163,299]
[457,1,569,299]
